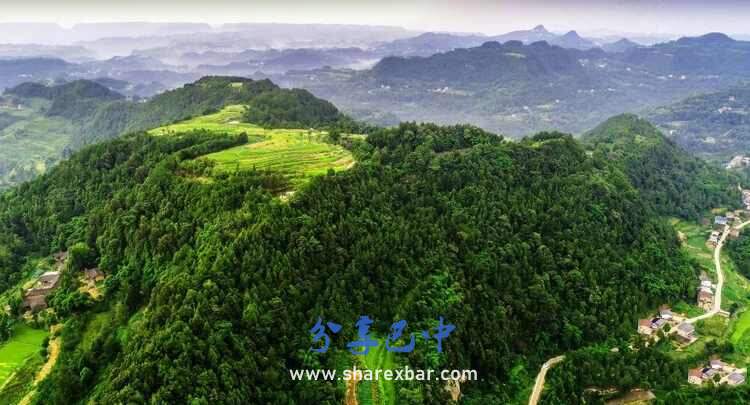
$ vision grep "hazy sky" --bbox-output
[1,0,749,36]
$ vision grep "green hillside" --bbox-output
[149,104,354,187]
[583,114,741,219]
[0,98,80,188]
[0,119,707,403]
[646,83,750,161]
[0,76,348,190]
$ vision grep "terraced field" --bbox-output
[357,339,398,405]
[0,324,47,388]
[149,105,355,187]
[0,100,79,189]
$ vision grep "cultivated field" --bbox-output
[149,105,355,187]
[0,99,78,188]
[0,324,47,387]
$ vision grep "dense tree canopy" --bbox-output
[0,119,707,403]
[583,114,741,219]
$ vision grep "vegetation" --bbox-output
[0,76,349,189]
[150,104,354,187]
[583,114,741,219]
[728,233,750,279]
[0,324,47,387]
[0,115,712,403]
[647,83,750,161]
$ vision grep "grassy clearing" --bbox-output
[671,219,715,270]
[0,325,47,387]
[149,105,355,187]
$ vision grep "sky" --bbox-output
[0,0,749,36]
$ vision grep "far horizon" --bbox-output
[1,0,750,39]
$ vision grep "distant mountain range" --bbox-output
[0,24,661,98]
[275,33,750,136]
[376,25,599,57]
[601,38,641,53]
[3,25,750,155]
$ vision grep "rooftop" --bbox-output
[678,323,695,333]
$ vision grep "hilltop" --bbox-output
[583,114,740,218]
[0,118,706,403]
[0,76,347,189]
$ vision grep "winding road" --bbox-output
[687,220,750,323]
[527,219,750,405]
[527,355,565,405]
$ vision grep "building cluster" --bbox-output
[727,156,750,170]
[637,306,697,344]
[688,358,746,386]
[743,190,750,211]
[697,272,716,311]
[708,212,743,245]
[21,251,67,313]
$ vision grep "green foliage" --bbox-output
[68,242,95,271]
[583,114,741,219]
[0,313,13,343]
[0,76,351,190]
[0,119,709,403]
[539,345,689,404]
[243,88,342,128]
[728,234,750,279]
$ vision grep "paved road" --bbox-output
[687,220,750,324]
[528,355,565,405]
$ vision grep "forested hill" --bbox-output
[0,76,346,189]
[6,80,124,121]
[372,40,599,84]
[646,83,750,161]
[0,119,704,403]
[7,80,123,102]
[81,76,344,146]
[583,114,740,219]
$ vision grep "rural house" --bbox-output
[84,268,105,282]
[711,358,727,370]
[698,289,714,310]
[688,368,704,385]
[638,319,654,335]
[659,305,673,320]
[728,372,746,386]
[676,322,696,343]
[22,271,61,312]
